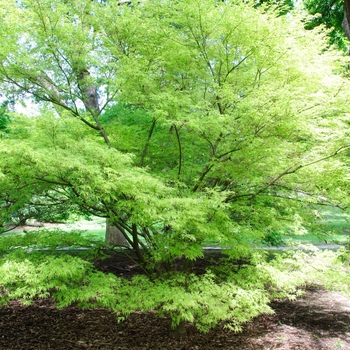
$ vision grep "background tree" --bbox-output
[343,0,350,42]
[261,0,350,51]
[303,0,347,50]
[0,101,11,137]
[254,0,294,15]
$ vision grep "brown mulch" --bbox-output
[0,253,350,349]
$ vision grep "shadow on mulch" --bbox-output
[1,290,349,350]
[0,253,350,349]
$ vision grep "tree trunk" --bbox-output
[33,5,127,247]
[105,219,129,246]
[343,0,350,44]
[169,319,187,338]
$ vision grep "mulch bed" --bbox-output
[1,253,350,349]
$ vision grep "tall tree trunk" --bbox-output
[76,73,124,244]
[105,219,129,246]
[343,0,350,45]
[71,36,125,245]
[169,319,187,338]
[31,4,128,246]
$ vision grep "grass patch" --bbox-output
[8,217,106,240]
[284,207,350,246]
[3,208,350,248]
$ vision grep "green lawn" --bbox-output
[285,208,350,246]
[3,208,350,248]
[8,217,106,241]
[62,218,106,240]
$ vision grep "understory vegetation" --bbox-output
[1,229,350,332]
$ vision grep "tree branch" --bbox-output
[224,145,350,203]
[192,163,214,192]
[140,118,156,167]
[174,124,183,178]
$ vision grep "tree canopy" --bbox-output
[1,0,350,260]
[0,0,350,332]
[302,0,347,49]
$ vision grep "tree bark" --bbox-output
[169,319,187,338]
[343,0,350,43]
[105,219,129,246]
[74,70,124,244]
[69,19,123,244]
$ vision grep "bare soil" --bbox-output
[0,253,350,350]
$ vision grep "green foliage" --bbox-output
[0,101,14,139]
[262,230,285,247]
[254,0,294,15]
[0,228,107,262]
[114,272,273,332]
[0,229,101,252]
[1,247,350,332]
[0,0,350,333]
[0,251,271,331]
[0,0,349,265]
[100,103,154,154]
[303,0,347,50]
